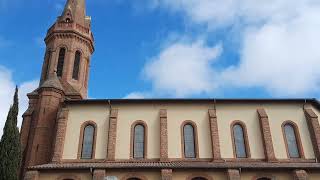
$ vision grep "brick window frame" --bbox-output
[230,120,251,158]
[130,120,148,160]
[77,120,97,160]
[181,120,199,159]
[281,120,305,159]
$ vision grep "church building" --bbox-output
[20,0,320,179]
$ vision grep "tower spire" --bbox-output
[59,0,90,27]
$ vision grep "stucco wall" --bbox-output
[62,104,110,159]
[113,103,160,159]
[265,103,315,159]
[216,103,265,159]
[166,103,213,158]
[62,101,317,160]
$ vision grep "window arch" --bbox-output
[131,121,147,159]
[122,173,147,180]
[282,121,304,158]
[192,178,208,180]
[231,121,250,158]
[186,174,212,180]
[257,178,272,180]
[72,51,81,80]
[56,47,66,77]
[181,121,198,158]
[78,121,97,159]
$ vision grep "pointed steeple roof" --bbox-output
[59,0,90,27]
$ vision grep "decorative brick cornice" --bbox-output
[208,109,222,161]
[160,109,169,161]
[257,108,276,162]
[29,161,320,170]
[93,169,106,180]
[107,109,118,161]
[304,108,320,160]
[161,169,172,180]
[227,169,240,180]
[293,169,308,180]
[24,170,39,180]
[52,108,69,163]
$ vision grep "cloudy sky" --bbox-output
[0,0,320,136]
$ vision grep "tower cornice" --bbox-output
[45,22,94,53]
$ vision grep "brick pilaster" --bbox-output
[160,109,169,161]
[24,170,39,180]
[161,169,172,180]
[293,169,308,180]
[107,109,118,161]
[52,108,69,162]
[257,108,276,162]
[304,109,320,160]
[227,169,240,180]
[93,169,106,180]
[208,109,221,161]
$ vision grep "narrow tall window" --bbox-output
[81,125,95,159]
[72,51,81,80]
[233,124,247,158]
[56,48,66,77]
[43,50,52,80]
[284,123,300,158]
[183,124,196,158]
[133,124,145,158]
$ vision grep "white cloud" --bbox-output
[0,66,38,138]
[136,0,320,97]
[222,7,320,96]
[143,38,222,97]
[124,92,146,99]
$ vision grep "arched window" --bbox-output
[183,123,196,158]
[257,178,272,180]
[283,122,301,158]
[192,177,208,180]
[232,123,249,158]
[133,124,145,159]
[72,51,81,80]
[57,48,66,77]
[81,124,95,159]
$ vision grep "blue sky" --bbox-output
[1,0,320,134]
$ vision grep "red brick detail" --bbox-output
[304,109,320,160]
[107,109,118,161]
[23,89,64,170]
[293,169,308,180]
[161,169,172,180]
[257,108,277,162]
[227,169,240,180]
[52,108,69,162]
[24,170,39,180]
[160,109,169,161]
[93,169,106,180]
[208,109,222,161]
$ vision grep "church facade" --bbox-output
[20,0,320,180]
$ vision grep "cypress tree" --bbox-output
[0,87,21,180]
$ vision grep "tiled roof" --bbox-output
[28,161,320,170]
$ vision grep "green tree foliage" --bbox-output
[0,87,21,180]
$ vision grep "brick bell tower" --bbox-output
[20,0,94,177]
